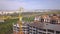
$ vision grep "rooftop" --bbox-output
[28,22,60,31]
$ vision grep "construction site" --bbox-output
[0,0,60,34]
[0,7,60,34]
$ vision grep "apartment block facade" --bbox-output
[13,22,60,34]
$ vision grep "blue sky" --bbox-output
[0,0,60,10]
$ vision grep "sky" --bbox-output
[0,0,60,10]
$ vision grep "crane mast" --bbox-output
[18,7,24,34]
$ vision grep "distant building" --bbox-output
[49,14,60,24]
[41,15,50,23]
[35,14,60,24]
[34,16,40,22]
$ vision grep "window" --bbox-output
[56,31,60,34]
[48,29,54,33]
[38,32,43,34]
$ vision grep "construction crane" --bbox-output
[18,7,24,34]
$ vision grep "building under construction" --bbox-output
[13,22,60,34]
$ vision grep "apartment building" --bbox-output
[28,22,60,34]
[35,14,60,24]
[13,21,60,34]
[41,14,50,23]
[49,14,60,24]
[34,16,40,22]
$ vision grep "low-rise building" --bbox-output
[34,16,40,22]
[49,14,60,24]
[34,14,60,24]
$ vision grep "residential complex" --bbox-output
[13,14,60,34]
